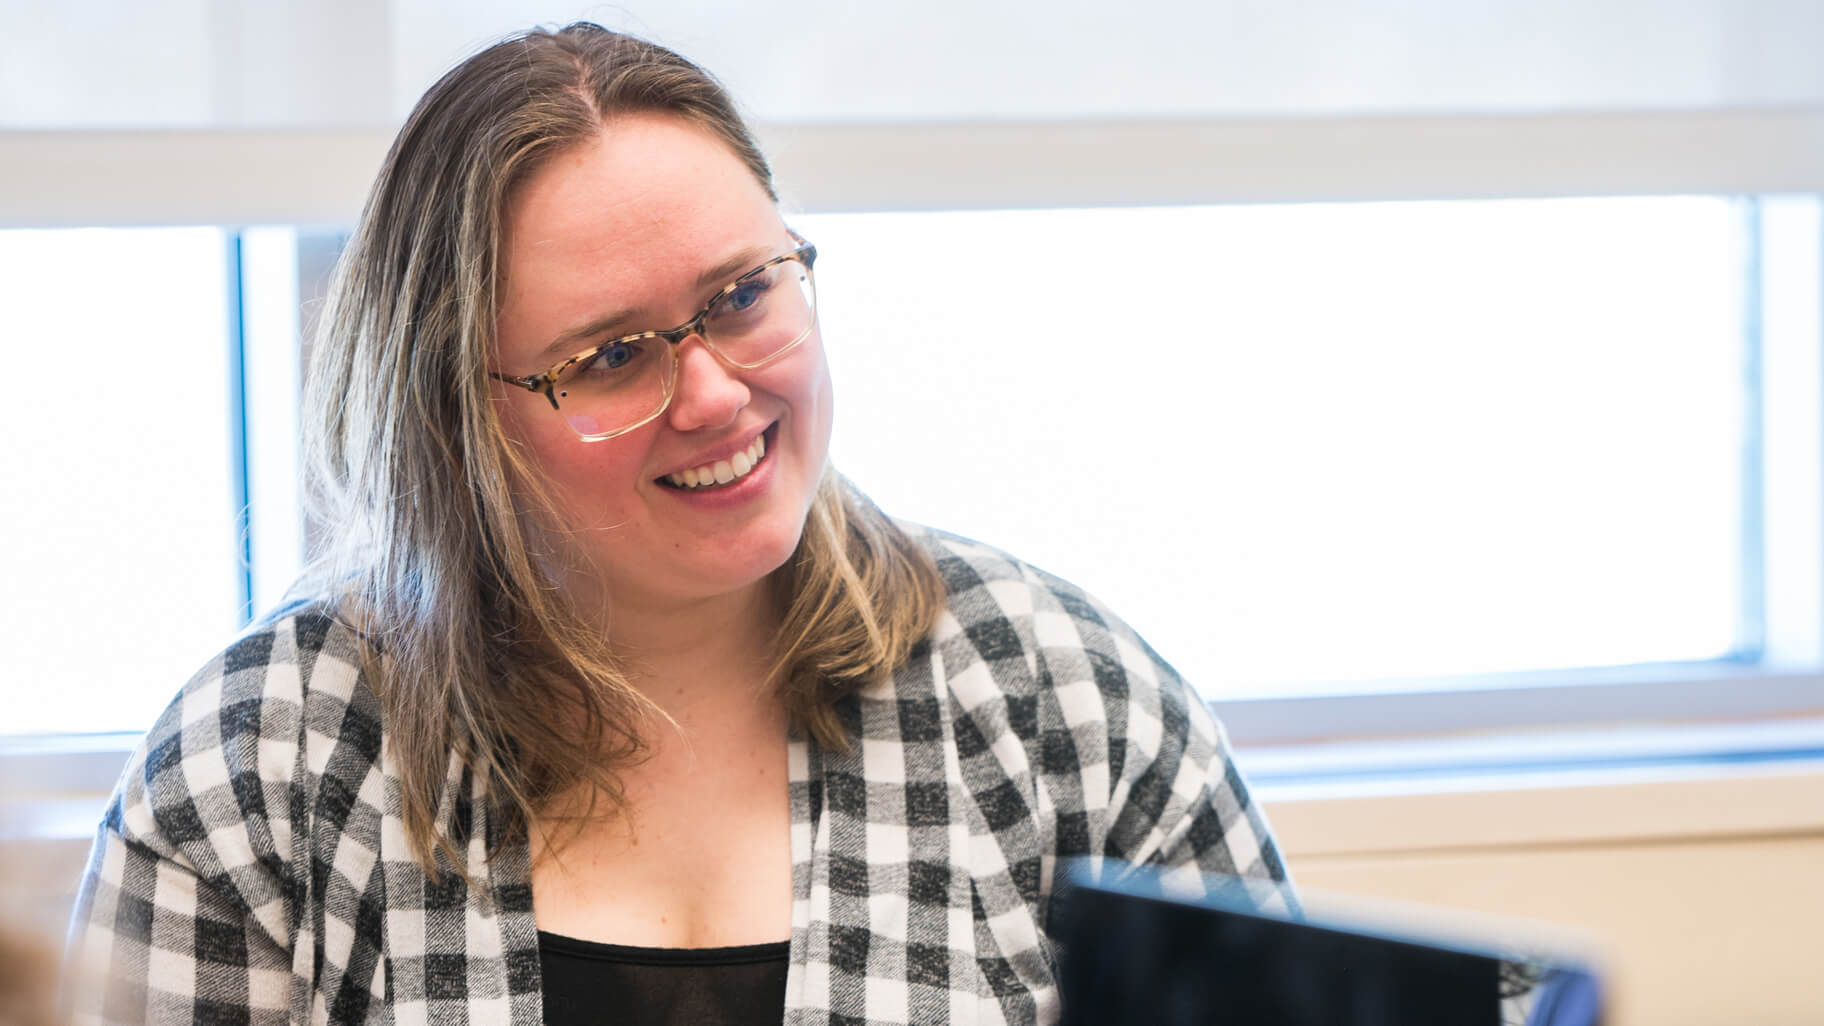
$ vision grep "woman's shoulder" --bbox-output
[905,521,1049,585]
[887,525,1276,883]
[905,522,1163,656]
[138,599,383,762]
[897,521,1196,727]
[906,522,1102,616]
[106,600,386,867]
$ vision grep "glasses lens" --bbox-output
[550,335,676,439]
[543,252,815,440]
[702,256,817,368]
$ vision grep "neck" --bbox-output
[593,577,785,721]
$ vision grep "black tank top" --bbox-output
[538,931,789,1026]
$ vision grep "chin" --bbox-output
[724,520,811,590]
[644,511,805,607]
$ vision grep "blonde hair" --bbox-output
[302,23,943,875]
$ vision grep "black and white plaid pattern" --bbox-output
[71,527,1292,1025]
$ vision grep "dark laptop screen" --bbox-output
[1050,865,1602,1026]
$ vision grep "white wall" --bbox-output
[9,1,1824,128]
[7,2,1824,226]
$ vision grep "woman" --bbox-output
[70,23,1291,1026]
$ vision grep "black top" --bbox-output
[538,931,790,1026]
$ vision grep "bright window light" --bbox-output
[0,228,242,735]
[800,198,1749,698]
[0,199,1760,735]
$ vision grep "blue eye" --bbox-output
[725,278,770,313]
[598,339,634,366]
[589,340,637,371]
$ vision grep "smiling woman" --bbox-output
[65,23,1292,1026]
[490,117,834,625]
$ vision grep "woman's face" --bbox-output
[492,114,833,616]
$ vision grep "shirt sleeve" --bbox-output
[66,627,307,1026]
[69,822,293,1025]
[1108,651,1296,910]
[1023,560,1297,912]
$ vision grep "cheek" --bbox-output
[500,398,652,527]
[541,442,650,525]
[791,340,836,447]
[815,358,837,471]
[814,363,835,450]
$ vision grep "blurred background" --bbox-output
[2,2,1822,1023]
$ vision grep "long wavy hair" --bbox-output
[301,23,943,875]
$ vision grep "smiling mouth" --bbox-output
[659,425,774,490]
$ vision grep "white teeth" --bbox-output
[666,434,768,490]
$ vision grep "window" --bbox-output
[4,197,1818,745]
[0,228,244,735]
[801,197,1770,704]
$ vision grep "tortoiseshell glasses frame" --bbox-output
[489,238,818,441]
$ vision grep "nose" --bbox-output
[665,335,750,432]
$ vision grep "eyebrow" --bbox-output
[532,245,776,366]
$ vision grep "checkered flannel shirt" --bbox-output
[71,526,1293,1025]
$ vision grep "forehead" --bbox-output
[497,114,781,351]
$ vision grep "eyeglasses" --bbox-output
[491,240,818,441]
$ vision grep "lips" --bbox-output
[657,424,774,490]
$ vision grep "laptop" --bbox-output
[1050,863,1604,1026]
